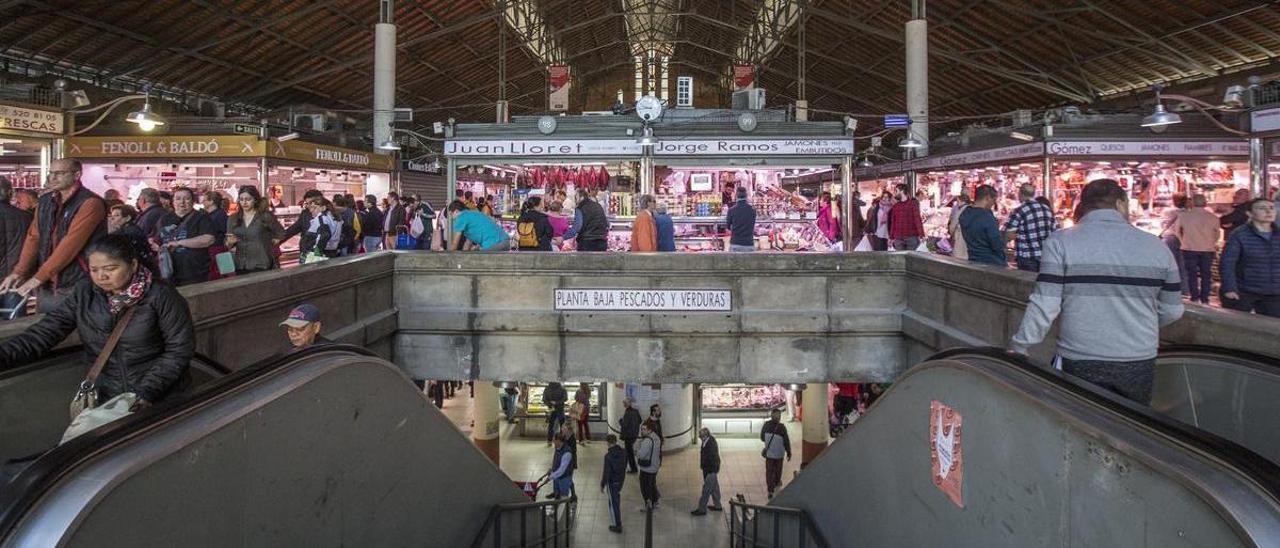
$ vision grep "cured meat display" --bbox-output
[701,384,787,411]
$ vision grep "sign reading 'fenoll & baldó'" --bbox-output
[554,289,731,311]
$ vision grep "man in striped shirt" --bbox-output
[1010,179,1184,405]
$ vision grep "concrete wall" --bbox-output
[392,252,908,383]
[0,253,398,369]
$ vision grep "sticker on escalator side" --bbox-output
[930,400,964,508]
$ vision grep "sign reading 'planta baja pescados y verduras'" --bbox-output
[553,289,731,311]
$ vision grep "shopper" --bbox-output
[572,383,592,443]
[0,159,107,312]
[619,396,642,473]
[134,188,165,237]
[559,421,579,473]
[1159,194,1190,295]
[546,200,570,244]
[449,200,510,251]
[888,184,925,251]
[601,434,627,533]
[201,191,228,248]
[725,186,757,252]
[0,235,194,407]
[102,188,122,210]
[848,191,867,238]
[427,380,445,408]
[563,188,608,252]
[107,204,156,274]
[1010,179,1184,405]
[1003,183,1056,272]
[0,177,33,280]
[1173,195,1221,305]
[361,194,385,252]
[690,427,723,516]
[760,408,792,499]
[280,303,329,348]
[300,196,342,260]
[1220,199,1280,318]
[543,381,568,446]
[947,193,971,260]
[647,403,664,448]
[960,185,1007,267]
[631,194,658,252]
[654,203,676,252]
[516,196,554,251]
[14,189,37,214]
[332,195,357,256]
[226,186,285,274]
[158,191,174,212]
[637,421,662,509]
[153,188,216,286]
[547,435,575,500]
[281,189,324,248]
[817,191,840,244]
[382,192,405,250]
[501,385,519,423]
[864,193,891,251]
[1220,188,1254,238]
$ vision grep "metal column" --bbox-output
[445,159,457,247]
[640,154,654,196]
[840,155,854,249]
[372,1,396,153]
[1250,137,1267,199]
[1042,155,1053,199]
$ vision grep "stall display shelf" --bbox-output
[522,383,602,419]
[701,384,788,414]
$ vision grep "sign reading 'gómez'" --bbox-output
[554,289,731,311]
[1046,141,1248,157]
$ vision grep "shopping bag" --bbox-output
[410,215,426,238]
[853,235,873,252]
[214,252,236,275]
[62,392,137,444]
[915,240,929,252]
[157,248,174,280]
[300,251,330,265]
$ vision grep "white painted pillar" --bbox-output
[1250,137,1267,199]
[905,1,929,192]
[472,382,501,466]
[800,383,828,468]
[372,1,396,154]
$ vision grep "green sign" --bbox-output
[233,123,261,135]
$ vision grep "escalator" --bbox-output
[1154,345,1280,466]
[762,348,1280,547]
[0,344,528,547]
[0,347,230,463]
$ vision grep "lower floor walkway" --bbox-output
[436,389,804,547]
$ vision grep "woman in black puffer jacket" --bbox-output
[0,235,195,406]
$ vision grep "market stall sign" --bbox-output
[445,139,643,157]
[66,135,263,158]
[268,139,395,171]
[0,103,63,135]
[554,289,731,312]
[912,143,1045,172]
[233,123,261,135]
[1252,107,1280,134]
[653,139,854,156]
[1046,140,1248,157]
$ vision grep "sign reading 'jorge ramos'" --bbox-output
[554,289,731,311]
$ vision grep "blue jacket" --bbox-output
[959,206,1007,266]
[601,445,626,487]
[1221,223,1280,296]
[654,213,676,252]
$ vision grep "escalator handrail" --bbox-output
[0,346,231,382]
[1158,344,1280,374]
[0,343,377,540]
[926,347,1280,504]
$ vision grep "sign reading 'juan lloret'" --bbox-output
[554,289,731,312]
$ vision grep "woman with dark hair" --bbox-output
[516,196,553,251]
[0,235,195,407]
[108,203,158,274]
[226,186,285,274]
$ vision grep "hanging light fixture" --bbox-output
[857,156,874,168]
[1141,85,1182,128]
[125,93,166,132]
[898,134,923,149]
[378,139,401,151]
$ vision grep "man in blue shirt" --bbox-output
[960,185,1007,267]
[654,204,676,252]
[448,201,510,251]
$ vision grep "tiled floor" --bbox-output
[437,391,803,547]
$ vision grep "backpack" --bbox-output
[517,221,539,248]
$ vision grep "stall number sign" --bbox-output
[930,400,964,508]
[653,139,854,156]
[554,289,731,311]
[0,104,63,135]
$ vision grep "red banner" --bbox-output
[733,64,755,90]
[548,65,571,112]
[930,400,964,507]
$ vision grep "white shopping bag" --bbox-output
[915,240,929,252]
[853,235,872,252]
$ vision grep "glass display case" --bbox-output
[522,382,603,419]
[700,384,787,414]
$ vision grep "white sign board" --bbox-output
[445,139,642,157]
[1252,107,1280,134]
[911,143,1045,172]
[0,103,63,135]
[1046,140,1248,157]
[653,139,854,156]
[554,289,731,311]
